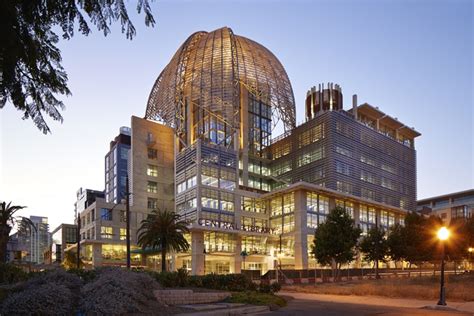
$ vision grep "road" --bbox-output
[263,292,472,316]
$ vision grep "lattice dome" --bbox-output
[145,27,296,137]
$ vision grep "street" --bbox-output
[264,292,473,316]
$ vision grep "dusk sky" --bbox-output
[1,0,472,230]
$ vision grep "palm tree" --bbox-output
[137,209,190,272]
[0,201,35,263]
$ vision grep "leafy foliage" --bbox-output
[150,268,189,287]
[225,291,286,309]
[62,250,84,270]
[387,223,408,263]
[312,206,361,280]
[0,0,155,133]
[0,201,35,263]
[359,226,389,264]
[0,263,28,284]
[137,209,190,272]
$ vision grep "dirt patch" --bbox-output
[283,274,474,302]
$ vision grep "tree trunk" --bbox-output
[0,226,12,263]
[161,250,166,272]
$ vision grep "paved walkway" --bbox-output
[279,292,474,315]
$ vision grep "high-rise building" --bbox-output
[105,127,131,204]
[76,27,421,274]
[142,27,421,275]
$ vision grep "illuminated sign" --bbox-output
[197,218,276,234]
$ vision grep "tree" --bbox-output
[312,206,361,281]
[62,250,83,270]
[359,226,389,279]
[404,212,432,268]
[0,201,35,263]
[0,0,155,134]
[137,209,189,272]
[387,223,408,267]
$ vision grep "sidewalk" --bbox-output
[279,291,474,314]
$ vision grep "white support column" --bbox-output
[294,190,308,270]
[191,230,205,275]
[234,235,242,274]
[92,243,102,267]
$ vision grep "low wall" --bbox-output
[154,289,231,305]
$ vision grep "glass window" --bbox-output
[147,181,158,193]
[147,165,158,177]
[187,176,197,189]
[100,208,112,221]
[307,213,318,229]
[271,197,283,216]
[101,226,113,239]
[307,192,318,213]
[120,228,126,241]
[202,175,219,187]
[336,161,350,175]
[335,145,352,157]
[368,207,376,224]
[360,205,368,222]
[319,195,329,214]
[148,148,158,159]
[147,198,158,210]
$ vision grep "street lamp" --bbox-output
[437,226,450,306]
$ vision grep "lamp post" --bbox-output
[76,214,81,269]
[437,227,450,306]
[468,247,473,272]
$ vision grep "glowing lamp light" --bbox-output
[437,227,450,241]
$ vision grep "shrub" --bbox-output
[1,282,74,315]
[0,263,28,284]
[226,291,287,308]
[80,267,161,314]
[151,268,189,287]
[200,273,256,292]
[67,268,97,283]
[270,282,282,293]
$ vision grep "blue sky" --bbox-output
[1,0,472,229]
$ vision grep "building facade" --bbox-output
[49,224,77,264]
[142,27,420,275]
[417,189,474,223]
[75,116,175,268]
[105,127,131,204]
[11,216,50,264]
[75,27,420,274]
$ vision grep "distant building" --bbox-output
[49,224,77,264]
[75,117,174,268]
[11,216,50,264]
[417,189,474,222]
[75,188,105,220]
[105,127,131,204]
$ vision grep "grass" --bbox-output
[283,274,474,302]
[226,291,287,309]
